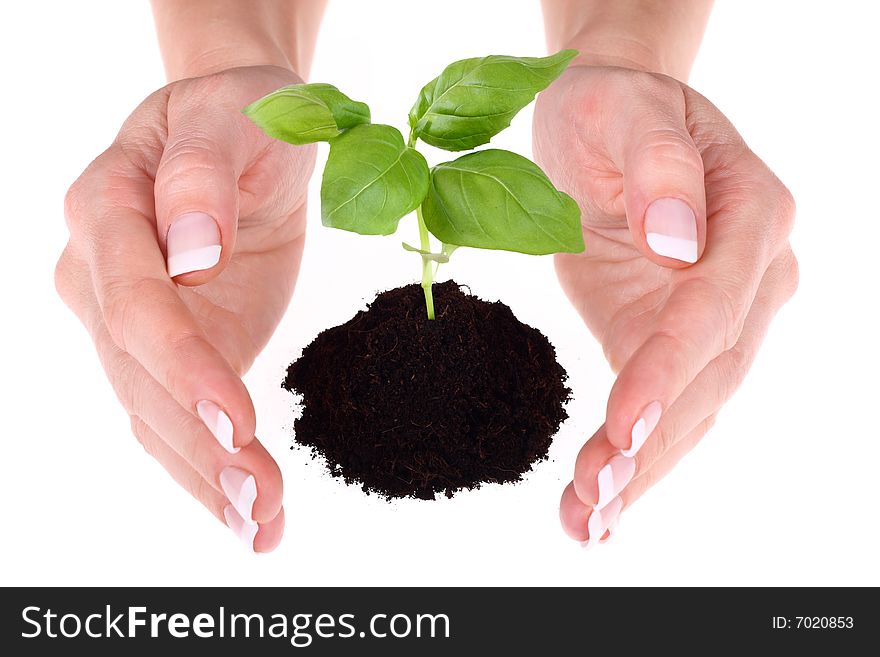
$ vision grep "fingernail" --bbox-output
[223,504,257,552]
[220,466,257,524]
[166,212,222,277]
[645,198,698,263]
[581,496,623,549]
[622,400,662,458]
[596,454,636,510]
[197,400,238,454]
[599,518,620,544]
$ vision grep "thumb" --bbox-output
[155,119,243,285]
[618,105,707,267]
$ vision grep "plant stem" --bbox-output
[416,205,435,320]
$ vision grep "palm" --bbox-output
[176,137,309,375]
[534,66,751,368]
[556,230,672,371]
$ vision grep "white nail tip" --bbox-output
[584,496,623,549]
[167,245,222,277]
[596,463,615,510]
[197,400,238,454]
[596,455,636,510]
[220,467,257,524]
[223,504,257,552]
[600,520,619,544]
[622,401,662,458]
[646,233,698,263]
[622,417,647,458]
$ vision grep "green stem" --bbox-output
[416,205,435,320]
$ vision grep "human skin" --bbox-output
[56,0,797,553]
[55,0,327,551]
[536,0,798,544]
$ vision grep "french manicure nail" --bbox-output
[599,518,620,544]
[197,400,238,454]
[166,212,222,277]
[223,504,257,552]
[582,496,623,549]
[220,466,257,524]
[645,198,698,263]
[596,454,636,510]
[622,400,662,458]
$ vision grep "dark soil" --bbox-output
[283,281,571,500]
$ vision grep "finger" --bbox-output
[574,248,799,506]
[559,481,621,547]
[130,415,228,521]
[64,155,256,452]
[154,89,251,284]
[130,417,285,553]
[606,75,706,266]
[559,420,712,546]
[619,248,799,471]
[57,247,283,523]
[604,178,796,457]
[99,329,284,525]
[619,416,715,511]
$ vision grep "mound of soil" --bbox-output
[283,281,570,500]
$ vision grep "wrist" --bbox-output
[163,42,299,81]
[541,0,713,82]
[557,30,691,81]
[150,0,325,81]
[562,33,670,75]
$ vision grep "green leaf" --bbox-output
[242,83,370,145]
[422,149,584,255]
[321,124,430,235]
[408,49,577,151]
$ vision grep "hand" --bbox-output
[533,65,798,545]
[55,65,315,552]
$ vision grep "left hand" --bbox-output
[533,65,798,545]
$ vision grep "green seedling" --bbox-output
[243,50,584,319]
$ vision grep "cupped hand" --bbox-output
[533,65,798,545]
[55,66,316,552]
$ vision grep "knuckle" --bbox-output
[53,245,76,305]
[636,127,703,174]
[100,280,134,350]
[63,146,126,237]
[715,347,752,403]
[157,133,222,178]
[772,182,797,235]
[649,330,701,394]
[101,276,175,351]
[603,334,633,376]
[165,331,207,391]
[780,248,800,301]
[651,419,678,458]
[107,350,142,414]
[154,135,230,207]
[715,284,747,351]
[63,179,85,233]
[184,472,212,508]
[655,278,746,357]
[724,343,752,379]
[702,413,718,434]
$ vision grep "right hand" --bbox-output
[55,65,316,552]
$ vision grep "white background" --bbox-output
[1,0,878,586]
